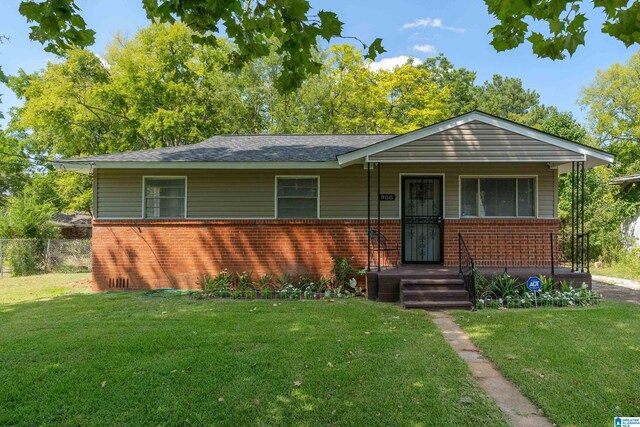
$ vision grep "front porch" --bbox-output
[366,264,592,305]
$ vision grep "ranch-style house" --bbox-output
[55,111,613,308]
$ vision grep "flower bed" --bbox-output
[474,272,602,310]
[194,256,365,301]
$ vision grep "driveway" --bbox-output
[592,281,640,305]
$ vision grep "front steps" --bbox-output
[400,277,473,310]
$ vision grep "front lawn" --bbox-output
[0,277,506,426]
[592,263,640,281]
[453,303,640,426]
[0,272,91,304]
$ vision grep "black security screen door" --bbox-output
[402,176,444,263]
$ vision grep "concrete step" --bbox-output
[403,300,473,310]
[401,289,469,302]
[400,278,464,286]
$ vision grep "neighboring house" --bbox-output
[51,212,93,239]
[55,111,613,299]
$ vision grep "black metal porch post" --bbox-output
[581,161,585,272]
[367,162,371,271]
[377,162,381,272]
[571,161,575,272]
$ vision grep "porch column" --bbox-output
[367,162,371,271]
[377,161,381,272]
[570,160,586,272]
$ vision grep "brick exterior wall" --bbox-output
[92,218,558,291]
[92,219,400,291]
[443,219,560,267]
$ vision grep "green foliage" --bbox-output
[7,240,43,276]
[0,190,59,239]
[539,275,556,293]
[16,0,382,93]
[489,273,523,298]
[473,269,493,300]
[0,131,31,205]
[484,0,640,60]
[330,255,364,292]
[418,54,477,116]
[471,75,540,120]
[476,274,601,310]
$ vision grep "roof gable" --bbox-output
[367,120,584,163]
[336,111,613,170]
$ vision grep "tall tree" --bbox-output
[0,130,30,205]
[580,52,640,175]
[8,24,262,158]
[14,0,383,93]
[472,75,540,120]
[417,54,477,116]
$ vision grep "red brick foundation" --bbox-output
[92,219,400,291]
[92,218,559,291]
[443,219,560,267]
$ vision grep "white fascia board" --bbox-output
[53,160,341,173]
[337,111,614,166]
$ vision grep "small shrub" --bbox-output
[490,273,522,298]
[539,275,556,293]
[7,240,44,276]
[473,269,493,299]
[257,273,274,290]
[236,271,253,290]
[476,282,601,310]
[330,256,364,294]
[276,273,293,289]
[201,269,233,297]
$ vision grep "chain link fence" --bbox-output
[0,239,91,277]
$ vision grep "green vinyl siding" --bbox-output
[95,162,557,219]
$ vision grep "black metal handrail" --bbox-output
[458,233,476,307]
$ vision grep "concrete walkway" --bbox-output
[430,311,552,427]
[592,281,640,305]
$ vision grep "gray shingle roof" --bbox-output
[61,134,396,163]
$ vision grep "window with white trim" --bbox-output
[461,177,535,218]
[144,177,186,218]
[276,177,319,219]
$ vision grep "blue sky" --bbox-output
[0,0,636,127]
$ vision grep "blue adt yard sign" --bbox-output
[527,276,542,292]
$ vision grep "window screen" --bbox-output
[460,178,535,218]
[277,177,318,219]
[144,177,186,218]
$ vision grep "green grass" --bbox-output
[0,276,507,426]
[453,303,640,426]
[0,272,91,304]
[592,263,640,281]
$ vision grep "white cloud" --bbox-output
[413,44,436,54]
[368,56,422,71]
[401,18,465,33]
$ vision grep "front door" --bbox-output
[401,176,443,263]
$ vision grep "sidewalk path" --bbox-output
[430,311,553,427]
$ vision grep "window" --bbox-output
[144,177,186,218]
[276,177,319,219]
[461,177,535,218]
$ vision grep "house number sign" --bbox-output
[379,194,396,201]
